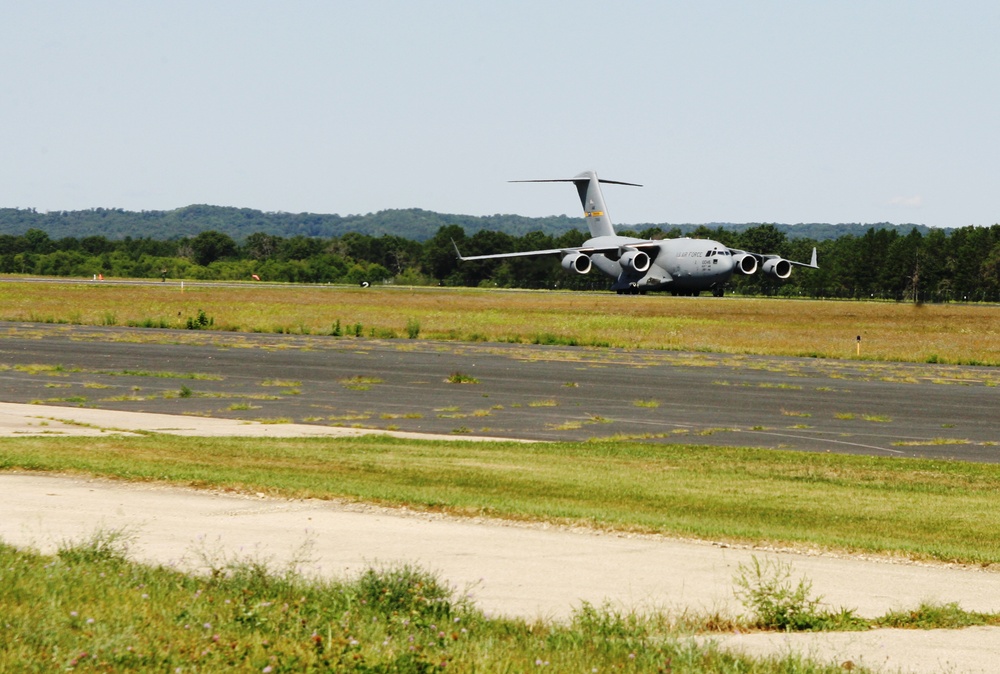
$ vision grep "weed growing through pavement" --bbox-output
[339,376,383,391]
[227,403,261,411]
[15,363,75,376]
[104,370,223,380]
[893,438,974,447]
[446,372,479,384]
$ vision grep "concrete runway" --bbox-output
[1,322,998,460]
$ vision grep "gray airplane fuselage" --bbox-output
[586,235,735,294]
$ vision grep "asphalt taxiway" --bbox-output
[0,322,997,460]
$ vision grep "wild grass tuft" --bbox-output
[733,557,866,632]
[356,563,456,619]
[339,376,383,391]
[57,528,135,566]
[874,601,1000,628]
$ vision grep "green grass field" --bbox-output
[3,434,999,566]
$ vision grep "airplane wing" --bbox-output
[726,247,818,278]
[452,239,662,262]
[452,241,565,262]
[726,247,818,269]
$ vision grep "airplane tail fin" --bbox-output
[511,170,641,239]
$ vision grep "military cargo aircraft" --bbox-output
[454,170,817,295]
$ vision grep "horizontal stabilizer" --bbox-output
[512,171,640,239]
[510,178,643,187]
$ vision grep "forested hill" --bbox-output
[0,205,938,242]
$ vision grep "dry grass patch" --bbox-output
[261,379,301,387]
[893,438,974,447]
[6,282,1000,364]
[339,376,383,391]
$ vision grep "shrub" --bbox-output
[185,309,213,330]
[733,556,865,631]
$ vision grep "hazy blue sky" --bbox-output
[3,1,998,228]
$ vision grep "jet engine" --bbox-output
[762,258,792,279]
[619,249,651,273]
[561,252,592,274]
[732,253,758,275]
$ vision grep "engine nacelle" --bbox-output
[619,248,651,273]
[561,252,592,274]
[762,258,792,279]
[732,253,758,275]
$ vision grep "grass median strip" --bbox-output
[3,435,1000,565]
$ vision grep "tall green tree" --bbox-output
[188,231,238,266]
[423,225,466,282]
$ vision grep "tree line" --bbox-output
[3,223,1000,302]
[0,206,590,242]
